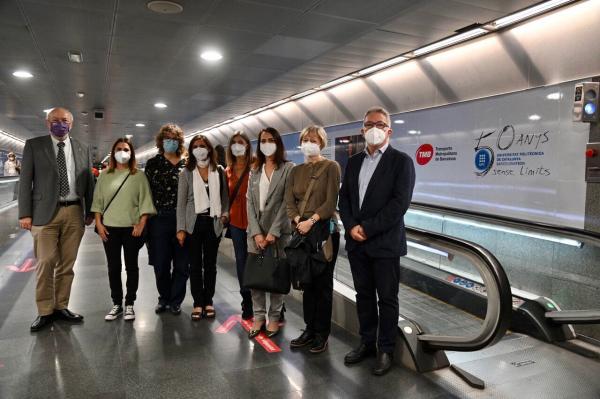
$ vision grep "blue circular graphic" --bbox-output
[474,148,492,171]
[584,103,596,115]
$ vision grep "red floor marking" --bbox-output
[216,315,282,353]
[215,315,241,333]
[5,258,36,273]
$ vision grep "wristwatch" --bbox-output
[309,217,317,225]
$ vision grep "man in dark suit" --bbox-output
[338,106,415,376]
[19,107,95,331]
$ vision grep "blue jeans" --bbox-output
[228,225,251,302]
[148,212,190,307]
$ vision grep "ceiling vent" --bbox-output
[147,1,183,14]
[94,110,104,120]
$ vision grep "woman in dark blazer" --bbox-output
[176,135,229,320]
[246,127,294,338]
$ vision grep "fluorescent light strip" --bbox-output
[319,75,354,90]
[442,215,582,247]
[290,89,317,101]
[357,56,407,76]
[410,208,582,247]
[267,99,288,108]
[413,28,487,56]
[407,241,450,258]
[493,0,575,28]
[0,130,26,144]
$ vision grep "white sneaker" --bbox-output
[124,305,135,321]
[105,305,123,321]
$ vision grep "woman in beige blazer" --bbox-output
[246,127,294,338]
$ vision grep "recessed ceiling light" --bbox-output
[529,114,541,121]
[394,119,405,124]
[408,130,421,135]
[82,123,89,127]
[81,111,88,116]
[43,108,53,114]
[125,134,133,139]
[201,50,223,61]
[76,92,85,98]
[147,1,183,14]
[154,102,167,109]
[135,123,146,127]
[13,70,33,78]
[68,51,83,63]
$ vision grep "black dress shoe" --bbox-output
[372,352,393,376]
[170,305,181,315]
[248,322,266,339]
[30,315,53,332]
[290,330,314,348]
[309,335,328,354]
[54,309,83,322]
[155,303,168,314]
[344,343,377,365]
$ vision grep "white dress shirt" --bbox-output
[259,165,271,213]
[358,142,389,209]
[51,135,79,201]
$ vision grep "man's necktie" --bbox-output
[57,142,70,197]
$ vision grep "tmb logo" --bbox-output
[416,144,434,165]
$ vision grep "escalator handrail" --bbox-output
[410,202,600,249]
[406,227,513,352]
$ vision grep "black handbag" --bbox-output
[243,246,290,294]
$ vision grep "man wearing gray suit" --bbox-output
[19,107,95,332]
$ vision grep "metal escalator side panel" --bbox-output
[407,228,512,352]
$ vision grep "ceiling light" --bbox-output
[147,0,184,14]
[249,106,268,115]
[135,123,146,127]
[81,111,88,116]
[546,92,563,100]
[222,118,234,124]
[13,70,33,79]
[154,102,167,109]
[492,0,575,29]
[67,51,83,63]
[43,108,53,114]
[318,75,354,90]
[201,50,223,61]
[413,28,487,56]
[82,123,88,127]
[394,119,405,124]
[125,134,133,140]
[290,89,317,101]
[357,56,408,76]
[76,92,85,98]
[267,99,288,109]
[529,114,541,121]
[0,129,26,144]
[408,130,420,135]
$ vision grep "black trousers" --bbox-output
[187,216,221,308]
[348,247,400,353]
[102,226,145,306]
[303,231,340,339]
[149,212,190,307]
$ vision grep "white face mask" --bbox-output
[301,142,321,157]
[260,142,277,157]
[364,127,387,146]
[231,143,246,157]
[114,151,131,164]
[193,147,209,161]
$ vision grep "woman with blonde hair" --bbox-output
[225,131,254,319]
[285,125,341,353]
[176,135,229,320]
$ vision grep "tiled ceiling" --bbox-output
[0,0,539,159]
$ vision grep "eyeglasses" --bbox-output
[363,122,388,129]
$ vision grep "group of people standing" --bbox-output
[18,105,414,376]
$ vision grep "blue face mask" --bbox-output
[163,139,179,153]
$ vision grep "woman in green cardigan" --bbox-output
[92,138,156,322]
